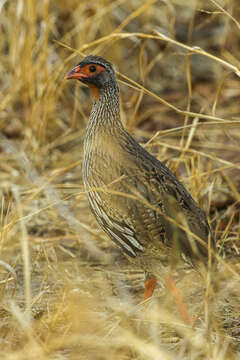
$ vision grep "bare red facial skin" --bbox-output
[66,63,106,100]
[88,84,100,100]
[80,64,106,77]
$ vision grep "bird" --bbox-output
[66,55,214,323]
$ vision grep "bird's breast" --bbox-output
[82,132,125,190]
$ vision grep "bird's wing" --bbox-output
[122,135,213,258]
[154,176,211,258]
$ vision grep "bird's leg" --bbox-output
[143,274,157,300]
[142,273,197,326]
[166,274,196,326]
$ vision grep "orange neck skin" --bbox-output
[88,84,100,100]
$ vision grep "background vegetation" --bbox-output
[0,0,240,358]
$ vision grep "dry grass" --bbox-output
[0,0,240,358]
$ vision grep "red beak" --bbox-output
[65,65,88,80]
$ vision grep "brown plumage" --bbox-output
[66,55,214,297]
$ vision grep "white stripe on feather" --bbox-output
[108,229,136,257]
[125,235,144,251]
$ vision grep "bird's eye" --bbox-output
[89,65,97,73]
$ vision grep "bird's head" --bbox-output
[66,55,117,100]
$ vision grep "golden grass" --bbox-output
[0,0,240,358]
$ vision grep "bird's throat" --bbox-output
[86,85,123,137]
[88,84,99,100]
